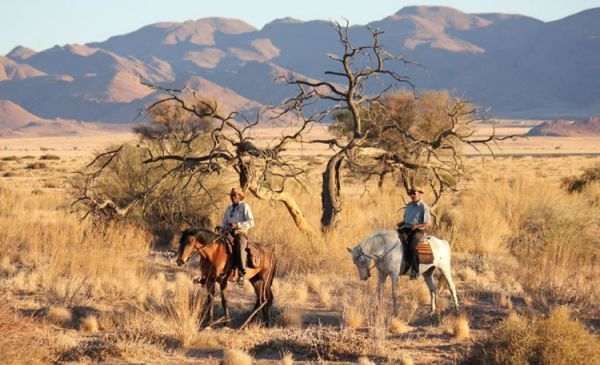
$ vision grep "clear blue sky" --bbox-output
[2,0,599,55]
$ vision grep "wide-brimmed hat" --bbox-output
[229,187,245,200]
[408,187,425,194]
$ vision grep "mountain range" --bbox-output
[1,6,599,134]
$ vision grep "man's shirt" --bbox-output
[221,202,255,232]
[403,200,432,228]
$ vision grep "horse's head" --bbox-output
[177,231,197,266]
[346,247,372,281]
[176,228,215,266]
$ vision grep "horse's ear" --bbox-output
[346,248,353,254]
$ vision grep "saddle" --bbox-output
[397,232,435,274]
[222,233,263,269]
[416,240,434,265]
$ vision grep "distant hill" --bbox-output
[0,99,118,137]
[0,56,46,81]
[0,99,49,128]
[527,116,600,136]
[0,6,599,134]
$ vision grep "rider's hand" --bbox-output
[230,222,238,229]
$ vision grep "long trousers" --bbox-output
[398,227,425,273]
[233,232,248,276]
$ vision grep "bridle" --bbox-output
[356,242,400,271]
[180,232,227,263]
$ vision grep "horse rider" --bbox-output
[219,187,255,286]
[397,187,432,280]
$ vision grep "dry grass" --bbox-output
[464,308,600,365]
[80,315,99,333]
[497,293,513,310]
[280,306,303,328]
[0,303,49,364]
[280,352,294,365]
[417,285,431,305]
[343,305,365,330]
[457,267,477,282]
[1,132,600,364]
[46,305,72,326]
[399,355,415,365]
[0,188,151,306]
[357,357,376,365]
[157,274,204,348]
[389,318,412,335]
[453,313,470,340]
[221,348,253,365]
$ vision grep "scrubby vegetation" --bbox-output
[564,163,600,193]
[1,153,599,363]
[463,308,600,365]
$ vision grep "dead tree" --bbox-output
[283,22,518,233]
[72,84,316,235]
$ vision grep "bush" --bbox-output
[71,143,223,245]
[564,164,600,192]
[40,154,61,160]
[462,308,600,365]
[25,162,48,169]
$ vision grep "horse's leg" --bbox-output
[207,281,216,324]
[390,272,399,317]
[423,268,437,313]
[200,280,215,327]
[376,270,386,314]
[440,266,459,310]
[250,277,263,311]
[263,257,276,327]
[220,280,229,319]
[265,284,274,327]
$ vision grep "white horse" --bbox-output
[347,229,459,315]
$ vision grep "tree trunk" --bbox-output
[321,152,345,233]
[247,182,316,236]
[238,156,315,236]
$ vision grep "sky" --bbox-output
[2,0,599,55]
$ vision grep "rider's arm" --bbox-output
[237,203,255,230]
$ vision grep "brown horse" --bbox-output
[176,228,276,327]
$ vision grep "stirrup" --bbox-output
[409,270,419,280]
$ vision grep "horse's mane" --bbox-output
[181,227,218,245]
[358,230,398,252]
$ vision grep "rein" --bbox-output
[359,242,400,271]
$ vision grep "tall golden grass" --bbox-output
[463,308,600,365]
[1,158,599,363]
